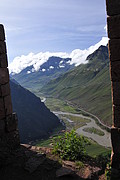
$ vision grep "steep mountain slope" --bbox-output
[11,56,74,93]
[42,46,112,126]
[10,80,62,143]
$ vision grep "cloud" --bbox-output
[9,52,69,74]
[70,37,108,66]
[9,37,108,74]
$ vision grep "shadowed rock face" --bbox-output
[106,0,120,173]
[0,24,20,151]
[10,80,63,143]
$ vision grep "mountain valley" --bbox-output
[42,46,112,126]
[11,45,112,129]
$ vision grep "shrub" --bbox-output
[75,161,84,169]
[52,130,90,161]
[105,162,111,180]
[95,153,111,169]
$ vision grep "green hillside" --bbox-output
[42,46,112,126]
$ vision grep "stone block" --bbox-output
[0,88,1,97]
[0,97,5,120]
[0,24,5,41]
[110,61,120,81]
[0,54,8,68]
[111,128,120,171]
[111,150,120,169]
[0,25,5,41]
[106,0,120,16]
[4,95,12,115]
[0,68,9,85]
[0,130,20,150]
[0,83,10,97]
[111,127,120,154]
[108,39,120,62]
[0,41,6,54]
[112,82,120,105]
[6,130,20,149]
[5,113,18,132]
[0,119,5,136]
[113,105,120,127]
[107,15,120,39]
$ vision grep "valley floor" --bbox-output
[41,96,111,147]
[54,111,111,147]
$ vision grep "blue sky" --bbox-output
[0,0,107,63]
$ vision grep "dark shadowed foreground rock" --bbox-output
[0,144,104,180]
[56,167,75,177]
[0,145,79,180]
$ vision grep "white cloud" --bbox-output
[69,37,108,66]
[27,71,31,74]
[59,60,63,64]
[42,68,46,72]
[9,37,108,74]
[49,66,54,69]
[59,65,65,68]
[9,51,69,74]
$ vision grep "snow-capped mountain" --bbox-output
[11,56,75,92]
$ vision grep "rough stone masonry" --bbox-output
[106,0,120,171]
[0,24,20,151]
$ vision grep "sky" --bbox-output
[0,0,108,71]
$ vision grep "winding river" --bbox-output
[53,111,111,148]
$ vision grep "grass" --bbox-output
[83,127,105,136]
[45,97,110,132]
[58,114,90,130]
[75,161,84,169]
[36,126,65,147]
[36,139,52,147]
[45,97,82,114]
[86,141,111,158]
[45,97,111,133]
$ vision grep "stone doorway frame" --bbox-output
[0,25,20,151]
[106,0,120,172]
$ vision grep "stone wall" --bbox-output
[0,24,20,151]
[106,0,120,170]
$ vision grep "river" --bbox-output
[53,111,111,148]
